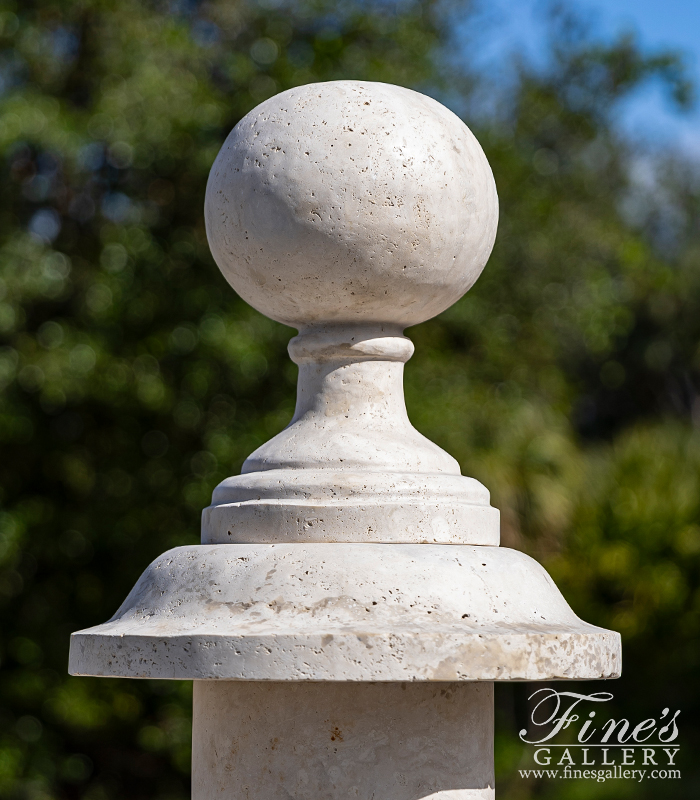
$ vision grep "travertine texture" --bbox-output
[68,80,621,800]
[201,82,503,543]
[202,325,500,545]
[202,81,499,545]
[205,81,498,329]
[69,544,620,681]
[192,681,494,800]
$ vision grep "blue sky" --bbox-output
[478,0,700,156]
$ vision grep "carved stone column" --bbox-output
[69,81,620,799]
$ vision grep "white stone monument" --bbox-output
[69,81,621,799]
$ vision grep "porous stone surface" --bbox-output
[69,79,621,800]
[245,330,452,475]
[201,81,503,544]
[192,681,495,800]
[205,81,498,329]
[202,468,500,545]
[69,544,621,681]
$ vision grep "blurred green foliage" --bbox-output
[0,0,699,798]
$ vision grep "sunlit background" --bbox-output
[481,0,700,153]
[0,1,699,799]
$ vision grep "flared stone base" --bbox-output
[69,543,620,681]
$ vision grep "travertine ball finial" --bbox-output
[200,80,501,546]
[205,81,498,329]
[71,81,621,703]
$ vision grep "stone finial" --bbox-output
[69,81,621,692]
[202,81,501,546]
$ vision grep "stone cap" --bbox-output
[69,544,621,681]
[68,83,621,686]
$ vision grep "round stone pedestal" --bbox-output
[192,681,494,800]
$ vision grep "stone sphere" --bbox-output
[205,81,498,329]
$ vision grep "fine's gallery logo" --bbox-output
[518,688,681,784]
